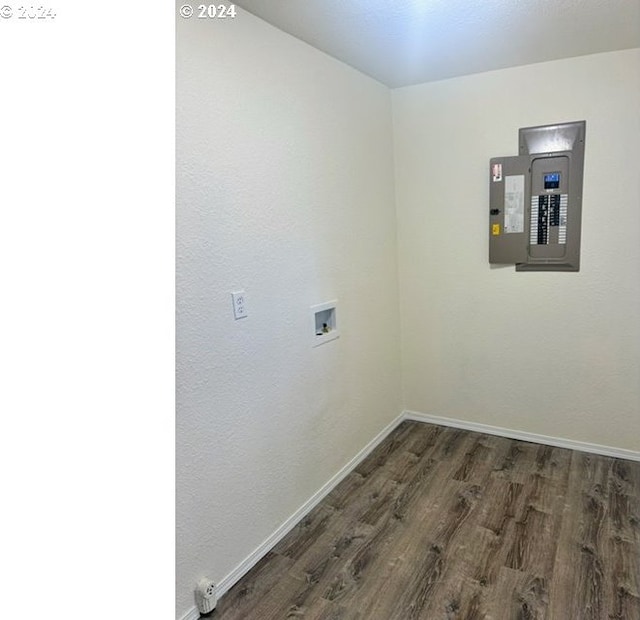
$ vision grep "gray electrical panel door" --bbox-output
[489,121,586,271]
[489,155,530,265]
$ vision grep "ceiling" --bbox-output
[234,0,640,88]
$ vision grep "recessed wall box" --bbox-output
[489,120,586,271]
[311,300,339,347]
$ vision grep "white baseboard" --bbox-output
[402,410,640,462]
[178,606,201,620]
[215,413,405,599]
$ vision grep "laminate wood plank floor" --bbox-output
[209,421,640,619]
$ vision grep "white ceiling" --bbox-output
[234,0,640,88]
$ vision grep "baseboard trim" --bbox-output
[177,606,201,620]
[215,413,405,600]
[402,410,640,462]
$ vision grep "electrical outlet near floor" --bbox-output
[231,291,248,319]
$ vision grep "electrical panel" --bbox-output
[489,121,586,271]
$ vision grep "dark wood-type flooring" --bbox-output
[210,421,640,619]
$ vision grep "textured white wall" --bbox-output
[176,9,402,619]
[393,49,640,451]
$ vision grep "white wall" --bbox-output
[176,9,402,619]
[393,49,640,451]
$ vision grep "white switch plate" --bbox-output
[231,291,247,319]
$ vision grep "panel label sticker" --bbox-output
[492,163,502,182]
[504,174,524,233]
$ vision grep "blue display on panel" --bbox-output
[544,172,560,189]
